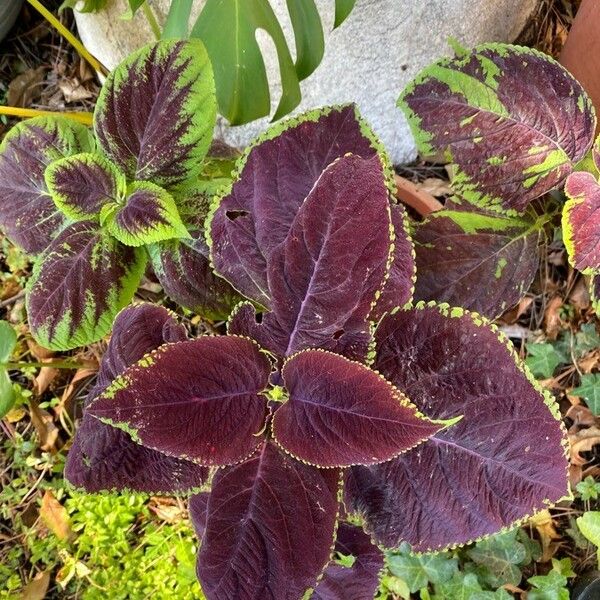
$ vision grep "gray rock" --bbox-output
[74,0,539,163]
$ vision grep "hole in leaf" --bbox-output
[333,329,344,340]
[225,210,249,221]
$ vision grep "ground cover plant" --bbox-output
[0,39,240,352]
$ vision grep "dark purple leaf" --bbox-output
[197,440,341,600]
[88,336,271,466]
[26,221,146,350]
[311,523,384,600]
[273,349,440,467]
[0,116,95,253]
[371,203,416,320]
[94,40,216,189]
[346,304,569,551]
[563,172,600,273]
[414,205,542,319]
[189,492,209,538]
[65,303,207,494]
[45,152,123,221]
[209,104,390,306]
[227,154,391,361]
[399,44,596,212]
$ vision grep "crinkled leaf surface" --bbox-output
[413,206,542,319]
[197,440,340,600]
[45,153,124,222]
[65,303,207,493]
[209,104,390,307]
[88,336,271,466]
[227,154,392,361]
[189,492,209,539]
[563,172,600,273]
[94,40,215,189]
[346,304,568,552]
[273,350,440,467]
[399,44,596,212]
[0,116,95,253]
[103,181,189,247]
[311,523,384,600]
[26,221,146,350]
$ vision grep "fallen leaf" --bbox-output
[569,426,600,466]
[569,277,590,311]
[499,297,534,325]
[26,340,54,360]
[7,67,46,108]
[58,77,94,103]
[416,177,451,197]
[544,295,564,340]
[529,509,561,562]
[565,404,596,432]
[20,570,50,600]
[33,366,59,396]
[29,401,59,452]
[57,367,96,417]
[40,490,71,541]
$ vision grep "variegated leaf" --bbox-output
[0,117,95,253]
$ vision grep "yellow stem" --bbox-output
[0,106,93,125]
[26,0,108,76]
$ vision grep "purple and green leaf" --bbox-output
[591,273,600,317]
[563,172,600,274]
[208,104,393,307]
[94,40,216,189]
[88,336,271,466]
[65,303,209,494]
[413,202,543,318]
[196,440,341,600]
[45,153,124,222]
[399,43,596,213]
[0,116,95,254]
[346,303,569,552]
[228,154,392,361]
[273,349,440,467]
[26,221,146,350]
[101,181,189,247]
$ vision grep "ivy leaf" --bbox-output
[196,440,340,599]
[571,374,600,415]
[45,153,125,222]
[209,104,392,308]
[88,336,271,466]
[272,349,440,467]
[387,545,458,593]
[0,116,95,253]
[65,304,208,494]
[102,182,189,247]
[94,40,215,189]
[26,222,146,350]
[577,511,600,565]
[346,304,568,552]
[562,172,600,273]
[433,572,512,600]
[227,154,392,361]
[525,343,566,379]
[574,323,600,356]
[399,43,596,213]
[311,523,384,600]
[413,205,542,319]
[527,570,570,600]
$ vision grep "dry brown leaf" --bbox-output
[33,366,59,396]
[20,569,50,600]
[26,340,54,361]
[58,78,94,103]
[569,426,600,466]
[149,497,186,523]
[40,490,71,542]
[529,509,561,562]
[569,277,590,311]
[57,368,97,416]
[29,401,59,452]
[565,403,595,432]
[544,295,564,340]
[579,352,600,374]
[416,177,451,197]
[7,67,45,108]
[5,406,27,423]
[499,297,534,325]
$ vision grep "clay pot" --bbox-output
[560,0,600,135]
[0,0,22,42]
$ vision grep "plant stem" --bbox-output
[5,360,90,370]
[162,0,193,39]
[25,0,108,76]
[142,2,162,41]
[0,106,93,125]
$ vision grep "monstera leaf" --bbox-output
[563,172,600,274]
[399,43,596,213]
[208,104,394,307]
[26,222,146,350]
[346,303,568,552]
[413,202,543,318]
[0,117,95,253]
[94,39,216,189]
[65,303,208,493]
[226,154,393,360]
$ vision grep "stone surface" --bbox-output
[74,0,539,164]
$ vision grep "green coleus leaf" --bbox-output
[191,0,302,124]
[0,320,17,364]
[45,153,125,222]
[571,373,600,415]
[26,222,146,350]
[101,182,189,247]
[525,343,566,379]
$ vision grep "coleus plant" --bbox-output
[398,42,600,318]
[65,106,569,599]
[0,39,238,351]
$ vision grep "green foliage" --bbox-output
[576,476,600,501]
[525,342,567,378]
[0,320,17,417]
[577,511,600,567]
[527,558,574,600]
[59,0,108,12]
[571,373,600,414]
